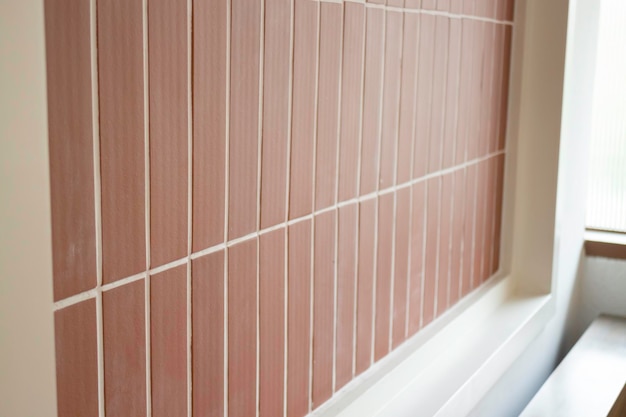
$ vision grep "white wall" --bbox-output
[0,1,58,416]
[468,0,602,415]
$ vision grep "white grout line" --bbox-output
[54,150,506,311]
[309,3,322,412]
[332,2,346,395]
[88,0,105,414]
[186,0,193,415]
[256,1,265,416]
[308,0,514,25]
[224,1,232,415]
[284,0,295,413]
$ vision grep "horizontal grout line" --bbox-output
[53,150,505,310]
[309,0,514,26]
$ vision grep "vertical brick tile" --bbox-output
[54,300,98,417]
[405,0,421,9]
[261,0,292,229]
[193,0,227,251]
[392,188,411,347]
[450,0,464,14]
[428,17,449,173]
[316,4,343,211]
[260,230,285,417]
[478,23,495,159]
[290,0,319,219]
[408,182,426,335]
[482,158,497,283]
[151,265,187,417]
[228,239,258,417]
[375,193,394,360]
[103,281,146,417]
[437,0,451,11]
[467,21,485,161]
[413,15,435,179]
[489,25,504,154]
[388,0,405,7]
[336,204,358,389]
[450,169,465,305]
[356,199,376,374]
[422,0,437,9]
[98,0,146,284]
[491,155,506,274]
[229,0,261,239]
[463,0,476,14]
[505,0,516,21]
[149,0,188,268]
[423,178,440,327]
[462,165,477,295]
[313,211,336,406]
[360,8,385,194]
[437,174,453,315]
[442,19,462,170]
[192,252,224,417]
[456,20,474,165]
[338,3,365,202]
[45,0,97,300]
[473,161,487,284]
[379,11,403,189]
[498,26,513,151]
[397,13,419,185]
[287,220,311,417]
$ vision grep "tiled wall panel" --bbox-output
[49,1,515,415]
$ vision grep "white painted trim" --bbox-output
[0,0,58,416]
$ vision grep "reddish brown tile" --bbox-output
[193,0,227,251]
[405,0,421,9]
[478,23,495,159]
[463,0,476,14]
[422,0,437,9]
[192,252,225,417]
[489,25,504,154]
[103,281,146,417]
[260,230,285,417]
[505,0,515,21]
[482,158,496,283]
[475,0,492,17]
[316,3,342,211]
[336,204,358,389]
[449,170,465,305]
[467,21,485,162]
[367,0,385,4]
[149,0,188,268]
[498,26,513,151]
[98,0,146,284]
[54,300,98,417]
[228,239,258,417]
[437,0,451,11]
[408,182,426,335]
[356,199,376,374]
[455,20,474,165]
[392,188,411,347]
[313,211,336,406]
[45,0,97,301]
[360,8,384,194]
[428,17,449,173]
[437,174,453,315]
[450,0,464,14]
[473,161,487,284]
[397,13,419,185]
[413,14,435,179]
[375,193,394,360]
[287,220,311,417]
[229,0,261,239]
[442,19,462,170]
[151,265,187,417]
[491,155,506,274]
[462,165,477,295]
[261,0,292,229]
[338,3,365,202]
[422,178,440,327]
[379,11,403,189]
[388,0,405,7]
[290,0,319,219]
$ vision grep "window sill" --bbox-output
[312,274,554,417]
[585,230,626,260]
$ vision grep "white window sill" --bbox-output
[312,274,554,417]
